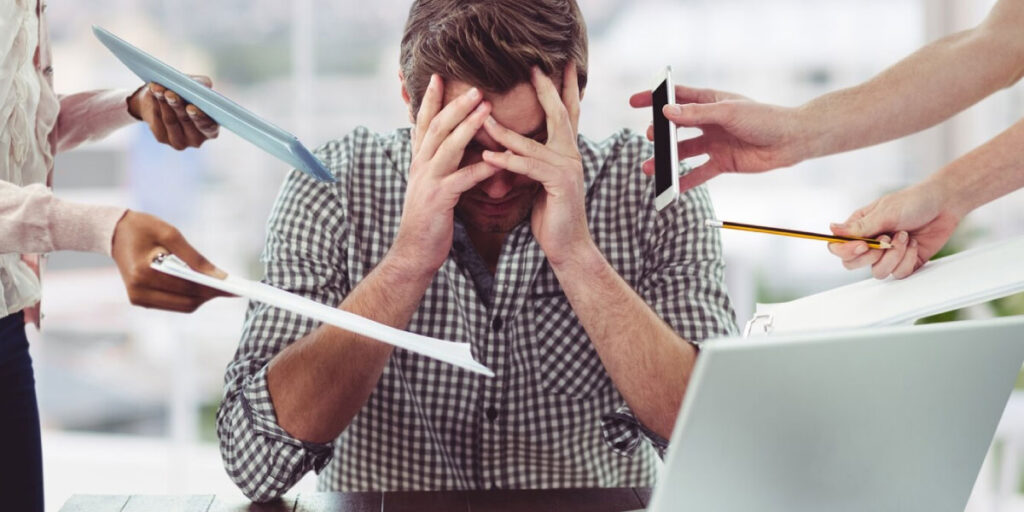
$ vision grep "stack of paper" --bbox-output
[748,235,1024,336]
[151,255,494,376]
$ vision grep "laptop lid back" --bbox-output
[650,316,1024,512]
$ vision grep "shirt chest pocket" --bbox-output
[525,279,612,399]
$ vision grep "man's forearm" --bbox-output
[931,117,1024,219]
[266,252,435,443]
[550,243,697,440]
[800,0,1024,159]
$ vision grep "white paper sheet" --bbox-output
[151,255,494,376]
[748,235,1024,336]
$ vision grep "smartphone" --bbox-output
[651,66,679,211]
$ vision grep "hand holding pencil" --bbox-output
[827,181,963,280]
[708,180,962,280]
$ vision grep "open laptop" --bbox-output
[646,315,1024,512]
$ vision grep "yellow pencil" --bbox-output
[705,219,892,249]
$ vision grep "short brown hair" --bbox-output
[400,0,588,116]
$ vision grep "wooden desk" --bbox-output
[60,487,652,511]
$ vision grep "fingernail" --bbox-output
[166,94,178,105]
[485,116,496,126]
[664,105,682,116]
[898,231,908,243]
[468,87,480,100]
[855,244,868,255]
[186,105,198,116]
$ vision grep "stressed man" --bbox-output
[217,0,735,501]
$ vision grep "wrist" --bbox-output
[922,168,971,222]
[126,85,145,121]
[789,103,827,163]
[380,244,439,285]
[548,239,606,277]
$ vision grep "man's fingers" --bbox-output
[432,101,491,175]
[561,61,581,134]
[443,161,501,195]
[482,150,547,184]
[530,67,572,147]
[418,85,482,161]
[413,74,443,155]
[483,116,554,161]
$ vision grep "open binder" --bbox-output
[744,235,1024,337]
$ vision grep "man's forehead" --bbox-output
[442,80,546,137]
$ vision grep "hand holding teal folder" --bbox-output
[93,26,336,183]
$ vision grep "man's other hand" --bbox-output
[128,76,220,150]
[392,74,498,276]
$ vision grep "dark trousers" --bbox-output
[0,311,44,512]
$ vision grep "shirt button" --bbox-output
[485,406,498,422]
[491,316,503,332]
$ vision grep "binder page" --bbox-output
[151,255,494,376]
[751,235,1024,336]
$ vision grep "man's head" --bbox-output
[399,0,588,118]
[399,0,588,236]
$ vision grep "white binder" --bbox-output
[744,235,1024,337]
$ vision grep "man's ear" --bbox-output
[399,69,415,124]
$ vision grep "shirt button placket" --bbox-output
[481,312,505,487]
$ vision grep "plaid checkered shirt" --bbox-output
[216,126,737,501]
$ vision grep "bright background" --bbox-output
[34,0,1024,509]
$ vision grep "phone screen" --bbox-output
[652,77,674,199]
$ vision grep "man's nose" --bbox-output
[480,170,516,199]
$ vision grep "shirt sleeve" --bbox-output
[216,141,352,502]
[600,136,738,457]
[54,89,137,154]
[0,180,125,255]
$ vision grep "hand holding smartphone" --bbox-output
[651,66,679,211]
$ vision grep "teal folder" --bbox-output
[93,26,336,183]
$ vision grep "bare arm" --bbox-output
[550,244,697,439]
[803,0,1024,158]
[829,116,1024,279]
[629,0,1024,191]
[266,254,429,443]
